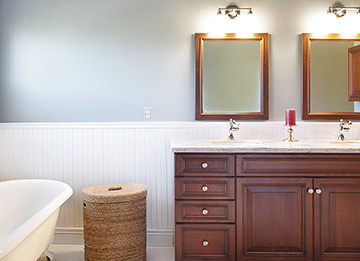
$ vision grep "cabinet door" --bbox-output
[314,178,360,260]
[237,178,313,261]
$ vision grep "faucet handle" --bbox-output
[229,118,239,129]
[339,119,352,131]
[339,119,352,126]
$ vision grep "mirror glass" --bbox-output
[203,40,260,113]
[195,33,269,121]
[302,33,360,120]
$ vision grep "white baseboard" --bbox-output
[53,227,84,245]
[53,227,174,247]
[146,229,174,247]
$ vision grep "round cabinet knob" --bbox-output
[202,209,209,215]
[202,162,208,169]
[202,240,209,247]
[308,188,314,195]
[202,185,208,192]
[316,189,322,195]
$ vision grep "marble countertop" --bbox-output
[171,139,360,153]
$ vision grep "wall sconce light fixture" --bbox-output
[327,3,360,18]
[217,4,253,19]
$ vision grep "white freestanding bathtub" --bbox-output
[0,179,73,261]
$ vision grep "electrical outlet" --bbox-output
[143,107,152,121]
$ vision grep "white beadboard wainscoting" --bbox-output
[0,121,359,246]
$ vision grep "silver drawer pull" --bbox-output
[316,188,322,195]
[202,209,209,215]
[308,188,314,194]
[202,185,208,192]
[202,162,208,169]
[202,240,209,247]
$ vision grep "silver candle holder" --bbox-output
[283,125,298,142]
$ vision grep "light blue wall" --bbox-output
[0,0,358,122]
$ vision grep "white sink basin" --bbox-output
[328,140,360,144]
[211,140,263,145]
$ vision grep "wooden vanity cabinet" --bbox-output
[175,153,360,261]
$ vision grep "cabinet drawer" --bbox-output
[175,154,235,177]
[237,154,360,177]
[175,224,235,260]
[175,177,235,200]
[176,200,235,223]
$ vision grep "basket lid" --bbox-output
[82,183,147,203]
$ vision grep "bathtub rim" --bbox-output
[0,179,73,259]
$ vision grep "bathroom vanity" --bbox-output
[172,140,360,261]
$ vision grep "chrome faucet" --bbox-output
[228,119,240,140]
[338,119,352,141]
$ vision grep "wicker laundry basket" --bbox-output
[82,183,147,261]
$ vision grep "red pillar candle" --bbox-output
[285,109,296,126]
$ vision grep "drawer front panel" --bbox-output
[175,177,235,200]
[175,154,235,177]
[175,224,235,260]
[176,200,235,223]
[238,154,360,176]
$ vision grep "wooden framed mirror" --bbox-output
[302,33,360,120]
[195,33,269,120]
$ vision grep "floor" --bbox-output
[38,244,175,261]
